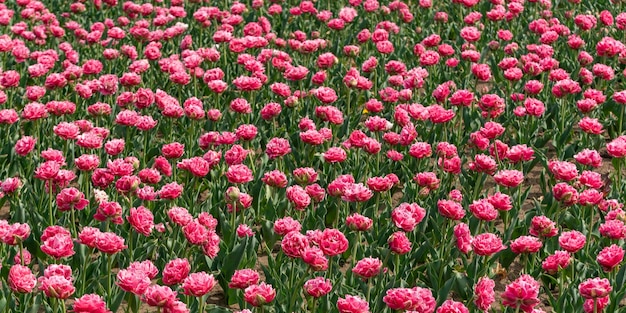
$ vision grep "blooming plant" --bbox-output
[0,0,626,312]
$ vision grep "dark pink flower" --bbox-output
[244,283,276,307]
[501,275,540,312]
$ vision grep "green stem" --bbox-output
[311,297,317,313]
[198,295,205,313]
[53,298,59,313]
[617,104,624,136]
[70,208,77,240]
[483,255,490,277]
[80,247,92,296]
[558,267,565,309]
[327,256,333,280]
[587,207,594,255]
[395,254,401,280]
[107,254,114,307]
[128,230,134,262]
[231,206,237,245]
[288,258,297,311]
[49,180,54,226]
[18,242,24,266]
[352,232,361,264]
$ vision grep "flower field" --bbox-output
[1,0,626,312]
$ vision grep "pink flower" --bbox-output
[597,244,624,272]
[162,142,185,159]
[274,217,301,236]
[266,138,291,159]
[559,230,586,253]
[244,282,276,307]
[436,300,468,313]
[286,185,311,210]
[388,231,412,254]
[39,275,75,299]
[474,276,495,311]
[469,199,498,221]
[56,187,89,211]
[177,157,210,177]
[552,183,579,206]
[319,228,349,256]
[281,231,309,258]
[493,170,524,188]
[14,248,31,265]
[352,257,382,279]
[510,236,543,254]
[383,287,435,312]
[542,250,571,275]
[128,206,154,236]
[454,223,473,254]
[162,258,191,285]
[437,199,465,220]
[72,294,112,313]
[607,136,626,158]
[117,269,151,295]
[159,182,183,200]
[3,222,30,245]
[312,86,338,104]
[548,160,579,181]
[168,206,192,227]
[236,224,255,238]
[262,170,288,188]
[34,160,60,181]
[303,277,332,298]
[392,203,426,232]
[529,216,558,238]
[337,295,370,313]
[579,278,612,299]
[324,147,347,163]
[302,246,329,271]
[583,296,609,313]
[142,284,177,307]
[94,231,126,254]
[40,233,75,259]
[94,201,123,225]
[14,136,36,156]
[346,213,373,232]
[471,233,506,256]
[8,264,36,293]
[414,172,440,190]
[182,272,217,297]
[501,275,540,312]
[229,269,260,289]
[78,227,100,248]
[341,183,373,202]
[183,219,209,245]
[599,220,626,240]
[1,177,22,194]
[487,192,513,211]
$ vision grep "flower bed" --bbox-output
[0,0,626,312]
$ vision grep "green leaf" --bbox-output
[27,294,42,313]
[220,237,248,285]
[207,306,233,313]
[436,277,455,306]
[109,289,127,313]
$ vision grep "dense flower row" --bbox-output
[0,0,625,312]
